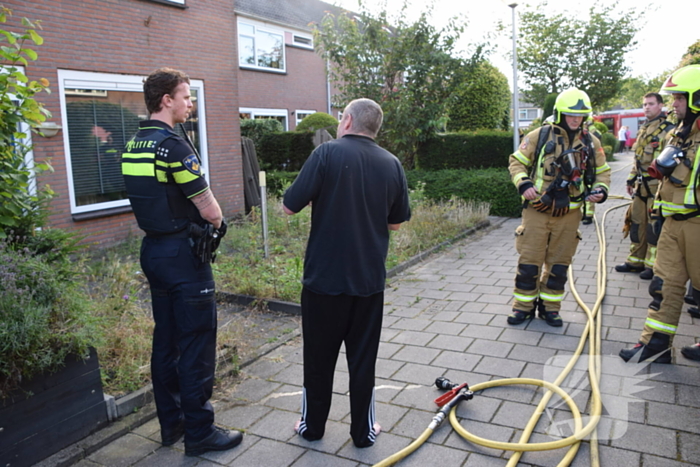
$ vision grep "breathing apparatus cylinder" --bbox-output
[648,145,687,182]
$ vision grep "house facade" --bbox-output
[9,0,341,246]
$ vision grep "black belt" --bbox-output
[145,228,190,239]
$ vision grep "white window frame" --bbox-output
[295,110,316,127]
[57,69,209,215]
[238,19,286,73]
[291,33,313,50]
[240,107,288,131]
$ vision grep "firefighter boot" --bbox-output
[619,332,671,364]
[536,299,563,327]
[507,299,537,325]
[681,343,700,361]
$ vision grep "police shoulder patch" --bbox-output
[182,154,201,175]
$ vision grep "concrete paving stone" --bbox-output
[87,434,161,467]
[513,432,584,467]
[380,327,402,342]
[678,383,700,408]
[611,305,646,318]
[270,363,303,386]
[376,342,402,360]
[375,357,405,379]
[380,440,470,467]
[70,460,102,467]
[649,364,700,387]
[244,357,292,380]
[287,419,352,455]
[229,438,306,467]
[507,344,557,365]
[371,401,411,433]
[389,330,437,347]
[385,307,422,319]
[290,450,359,467]
[523,319,568,335]
[499,328,543,346]
[393,344,443,365]
[466,339,513,358]
[423,320,466,336]
[272,345,304,365]
[440,275,473,285]
[389,318,432,331]
[431,350,482,373]
[260,384,303,412]
[463,452,507,467]
[460,324,504,341]
[492,400,547,430]
[247,408,300,442]
[192,433,259,465]
[678,431,700,464]
[416,289,453,300]
[335,432,421,465]
[132,417,160,438]
[440,301,465,312]
[538,334,583,352]
[624,378,675,404]
[390,384,444,411]
[426,334,474,352]
[564,323,588,338]
[648,401,700,434]
[391,362,448,387]
[443,419,511,458]
[600,314,632,329]
[453,393,502,423]
[609,420,677,458]
[217,404,274,430]
[473,356,526,379]
[476,293,512,305]
[374,380,406,404]
[605,327,642,344]
[332,372,351,395]
[384,294,421,307]
[441,282,476,292]
[382,315,401,327]
[640,454,691,467]
[454,311,493,325]
[446,291,483,303]
[604,295,639,307]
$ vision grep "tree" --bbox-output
[0,7,52,238]
[446,61,511,131]
[517,2,639,110]
[679,39,700,67]
[315,3,477,168]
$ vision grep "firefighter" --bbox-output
[615,93,673,280]
[582,118,603,225]
[507,88,611,327]
[619,65,700,363]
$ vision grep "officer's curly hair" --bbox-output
[143,68,190,114]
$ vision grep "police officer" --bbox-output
[508,88,611,327]
[619,65,700,363]
[121,68,242,456]
[615,92,673,280]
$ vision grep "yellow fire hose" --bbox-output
[373,193,632,467]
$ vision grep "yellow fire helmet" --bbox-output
[660,64,700,113]
[554,87,592,124]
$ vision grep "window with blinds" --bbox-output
[59,69,206,214]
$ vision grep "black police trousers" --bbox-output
[297,287,383,448]
[140,235,217,442]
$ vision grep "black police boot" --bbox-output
[507,299,537,325]
[681,343,700,361]
[688,307,700,319]
[615,263,644,273]
[639,268,654,280]
[185,427,243,457]
[619,332,671,363]
[536,300,563,327]
[161,419,185,446]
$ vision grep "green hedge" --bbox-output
[258,131,316,171]
[266,171,299,198]
[407,168,522,217]
[417,130,512,171]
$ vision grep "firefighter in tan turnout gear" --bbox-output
[508,88,611,327]
[615,92,673,280]
[620,65,700,363]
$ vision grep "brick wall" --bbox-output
[6,0,243,247]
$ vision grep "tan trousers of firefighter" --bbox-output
[625,189,657,269]
[641,216,700,345]
[513,206,582,313]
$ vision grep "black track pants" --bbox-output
[298,287,383,447]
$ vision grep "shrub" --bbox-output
[0,231,97,398]
[406,168,522,217]
[601,132,618,160]
[258,131,315,171]
[417,130,512,171]
[240,118,284,150]
[266,171,299,197]
[296,112,338,138]
[593,121,608,134]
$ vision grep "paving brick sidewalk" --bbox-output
[68,151,700,467]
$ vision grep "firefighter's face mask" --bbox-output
[557,150,582,186]
[648,145,685,180]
